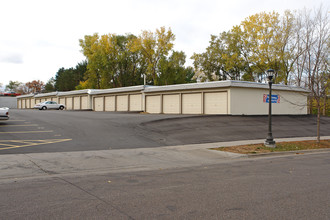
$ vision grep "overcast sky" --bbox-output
[0,0,328,89]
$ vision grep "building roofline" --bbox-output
[34,92,59,98]
[16,81,310,99]
[144,80,310,93]
[16,93,35,98]
[89,85,146,95]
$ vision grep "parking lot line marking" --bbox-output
[5,120,26,122]
[0,139,69,142]
[0,124,38,127]
[0,139,72,150]
[0,143,18,147]
[0,130,53,134]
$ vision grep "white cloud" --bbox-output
[0,53,23,64]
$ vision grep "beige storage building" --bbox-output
[16,81,309,115]
[89,86,144,112]
[143,81,308,115]
[34,92,58,106]
[16,94,34,109]
[57,90,93,110]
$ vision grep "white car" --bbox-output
[0,107,9,120]
[34,101,65,110]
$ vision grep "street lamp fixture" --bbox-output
[265,69,276,148]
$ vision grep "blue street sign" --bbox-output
[263,94,280,103]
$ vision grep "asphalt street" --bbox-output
[1,152,329,219]
[0,109,329,154]
[1,109,330,219]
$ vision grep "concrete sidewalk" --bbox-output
[1,136,329,181]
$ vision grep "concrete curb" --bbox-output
[246,148,330,158]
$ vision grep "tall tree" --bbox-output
[299,6,329,142]
[240,11,283,82]
[79,34,102,89]
[158,51,196,85]
[276,10,303,84]
[129,27,175,85]
[25,80,44,93]
[44,77,56,92]
[191,29,247,81]
[79,34,145,89]
[191,10,326,86]
[55,61,87,91]
[5,81,22,92]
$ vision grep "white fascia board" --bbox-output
[144,80,310,93]
[230,81,310,93]
[57,89,93,96]
[144,81,232,93]
[89,85,146,95]
[34,92,59,98]
[16,94,35,98]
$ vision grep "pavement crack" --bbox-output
[28,159,57,175]
[57,177,135,220]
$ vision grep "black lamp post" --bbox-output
[265,69,276,148]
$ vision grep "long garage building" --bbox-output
[17,81,309,115]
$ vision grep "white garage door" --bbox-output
[117,95,128,111]
[59,98,65,106]
[129,94,142,111]
[182,93,202,114]
[204,92,227,114]
[22,100,26,109]
[18,100,21,109]
[41,98,46,103]
[146,95,161,113]
[94,97,104,111]
[26,99,30,108]
[163,94,180,114]
[73,96,80,110]
[105,96,115,111]
[66,97,73,110]
[81,96,88,109]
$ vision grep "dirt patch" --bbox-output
[212,140,330,154]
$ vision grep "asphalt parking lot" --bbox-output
[0,109,329,154]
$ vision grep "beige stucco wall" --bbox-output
[230,87,308,115]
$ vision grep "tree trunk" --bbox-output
[317,105,321,143]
